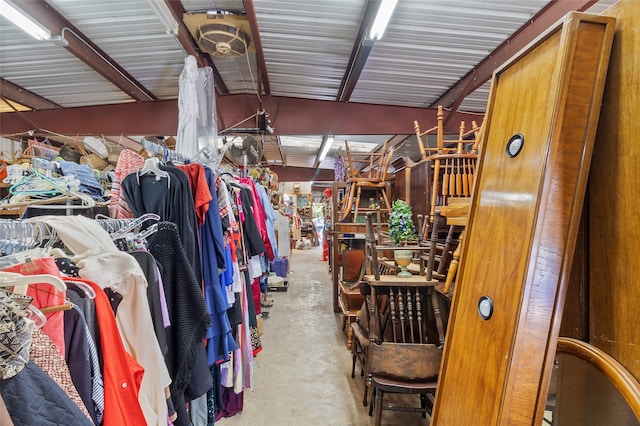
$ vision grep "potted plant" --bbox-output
[388,199,417,277]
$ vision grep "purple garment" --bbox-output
[214,388,244,421]
[157,269,171,328]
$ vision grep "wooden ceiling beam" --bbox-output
[0,94,481,136]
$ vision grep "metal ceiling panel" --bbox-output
[210,52,259,95]
[279,135,322,168]
[458,81,492,113]
[350,0,551,107]
[1,0,621,171]
[261,134,283,165]
[0,22,133,107]
[252,0,366,100]
[0,0,188,108]
[182,0,245,13]
[47,0,188,100]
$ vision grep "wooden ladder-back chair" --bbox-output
[413,105,445,162]
[350,211,426,406]
[350,212,390,406]
[415,107,482,224]
[364,212,445,425]
[338,140,394,222]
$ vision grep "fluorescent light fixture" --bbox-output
[319,135,335,162]
[0,0,51,40]
[148,0,179,35]
[369,0,398,40]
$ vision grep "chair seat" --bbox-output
[372,375,438,394]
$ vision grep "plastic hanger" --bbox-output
[64,280,96,299]
[114,213,160,235]
[9,168,63,196]
[6,168,96,208]
[25,303,47,328]
[0,271,67,292]
[0,272,71,315]
[97,213,160,240]
[0,248,50,270]
[138,157,170,182]
[133,222,158,241]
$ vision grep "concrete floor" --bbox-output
[218,245,431,426]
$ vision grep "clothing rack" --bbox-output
[94,212,160,236]
[141,137,191,163]
[0,219,45,254]
[0,214,160,258]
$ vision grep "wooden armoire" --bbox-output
[432,1,640,424]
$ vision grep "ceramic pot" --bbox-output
[394,249,413,278]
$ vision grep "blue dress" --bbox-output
[199,167,237,365]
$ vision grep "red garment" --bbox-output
[81,278,146,426]
[237,177,275,261]
[108,149,145,219]
[251,278,261,316]
[176,163,212,225]
[3,257,66,356]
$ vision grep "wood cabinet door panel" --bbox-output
[432,12,615,426]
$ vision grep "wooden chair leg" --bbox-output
[421,394,427,418]
[369,387,375,416]
[379,185,391,213]
[354,185,363,221]
[351,342,357,378]
[339,182,356,222]
[374,388,384,426]
[363,377,369,406]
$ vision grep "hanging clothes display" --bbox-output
[176,55,219,161]
[194,166,237,365]
[0,154,281,424]
[30,326,94,422]
[176,56,199,158]
[36,216,171,426]
[108,149,145,219]
[146,221,212,426]
[237,177,274,261]
[292,210,302,240]
[120,159,202,286]
[275,211,291,257]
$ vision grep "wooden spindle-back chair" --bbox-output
[362,212,445,425]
